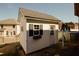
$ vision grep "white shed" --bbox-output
[18,8,61,54]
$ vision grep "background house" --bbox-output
[0,19,20,44]
[66,22,78,31]
[18,8,61,54]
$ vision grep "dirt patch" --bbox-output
[0,42,61,56]
[0,42,20,56]
[0,42,75,56]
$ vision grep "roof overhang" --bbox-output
[25,16,61,23]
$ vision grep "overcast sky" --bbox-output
[0,3,78,23]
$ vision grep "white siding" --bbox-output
[18,11,27,54]
[26,23,58,53]
[16,25,20,35]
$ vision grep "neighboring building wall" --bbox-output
[2,25,17,37]
[0,24,20,44]
[70,24,78,31]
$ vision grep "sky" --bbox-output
[0,3,78,23]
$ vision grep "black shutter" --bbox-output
[29,24,33,36]
[40,25,43,35]
[40,30,43,35]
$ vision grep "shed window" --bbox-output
[29,24,43,39]
[34,25,39,29]
[33,25,40,36]
[34,30,39,35]
[33,25,43,39]
[50,25,55,35]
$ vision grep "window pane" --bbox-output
[6,31,8,35]
[13,25,15,28]
[34,25,39,29]
[34,30,39,35]
[11,32,12,36]
[1,25,3,29]
[13,31,16,35]
[21,26,23,32]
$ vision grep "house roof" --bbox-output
[19,8,61,22]
[66,22,74,25]
[0,19,19,25]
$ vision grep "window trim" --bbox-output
[33,24,40,36]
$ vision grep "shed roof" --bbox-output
[0,19,19,25]
[19,8,61,22]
